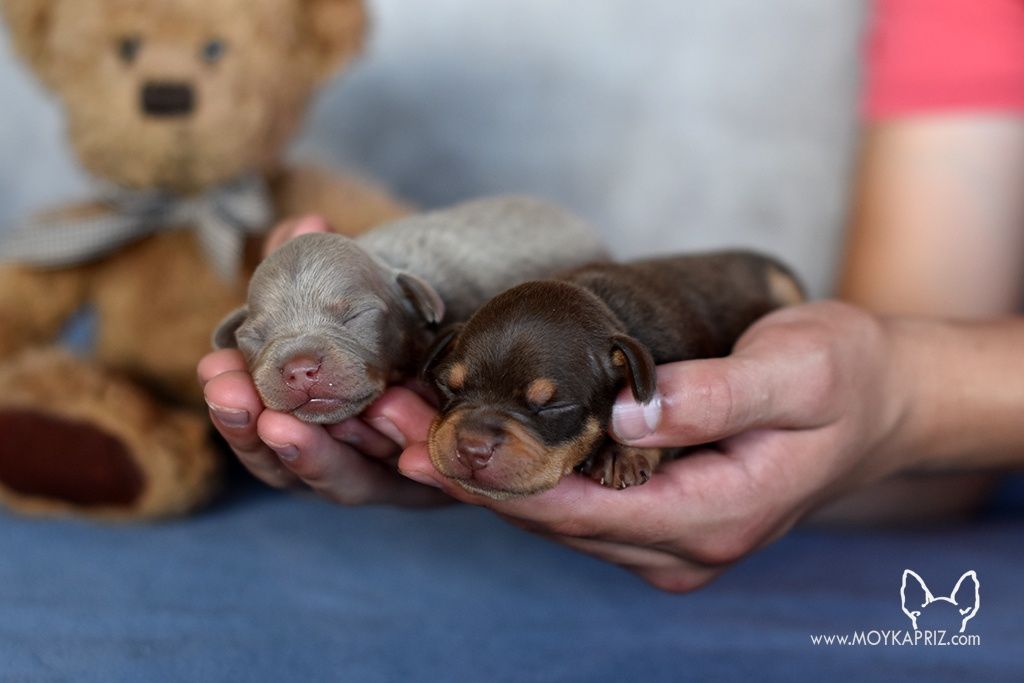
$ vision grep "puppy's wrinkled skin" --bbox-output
[424,252,805,499]
[213,196,608,423]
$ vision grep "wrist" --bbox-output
[874,316,997,475]
[869,316,942,478]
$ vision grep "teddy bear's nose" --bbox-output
[141,81,195,117]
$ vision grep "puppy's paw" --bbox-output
[581,444,663,490]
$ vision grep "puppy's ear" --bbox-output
[610,334,656,403]
[420,324,463,382]
[297,0,367,82]
[211,306,249,350]
[396,271,445,326]
[2,0,57,83]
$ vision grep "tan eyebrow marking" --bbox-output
[525,378,557,406]
[447,363,468,390]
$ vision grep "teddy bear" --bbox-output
[0,0,408,519]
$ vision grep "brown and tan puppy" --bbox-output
[422,252,804,499]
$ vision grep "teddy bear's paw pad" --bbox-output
[582,444,663,490]
[0,410,145,508]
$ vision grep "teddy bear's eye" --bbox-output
[200,38,227,65]
[117,36,142,65]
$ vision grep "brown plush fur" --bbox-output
[3,0,368,192]
[0,0,406,519]
[0,349,218,520]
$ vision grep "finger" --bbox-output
[325,418,402,462]
[546,533,721,592]
[362,386,438,448]
[263,214,332,257]
[257,410,449,506]
[400,378,442,408]
[609,356,766,447]
[262,217,301,257]
[197,348,247,386]
[609,349,825,449]
[498,511,684,569]
[506,514,721,592]
[202,370,295,488]
[399,441,767,558]
[610,302,870,448]
[398,440,788,571]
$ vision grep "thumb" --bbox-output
[610,354,809,448]
[362,386,438,447]
[263,214,332,257]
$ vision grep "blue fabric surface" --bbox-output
[1,479,1021,682]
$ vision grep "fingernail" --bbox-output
[367,416,406,448]
[266,441,300,462]
[611,394,662,442]
[337,431,363,448]
[206,401,250,428]
[401,468,441,488]
[333,419,364,447]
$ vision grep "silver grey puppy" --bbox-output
[213,196,608,424]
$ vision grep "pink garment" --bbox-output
[864,0,1024,119]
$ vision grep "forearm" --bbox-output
[841,119,1024,316]
[889,316,1024,472]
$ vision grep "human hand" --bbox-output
[391,301,921,590]
[197,214,449,506]
[261,213,333,257]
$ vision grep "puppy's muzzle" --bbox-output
[281,355,322,394]
[454,418,507,470]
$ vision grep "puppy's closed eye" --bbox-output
[434,379,456,402]
[328,300,384,324]
[533,402,582,418]
[343,306,383,325]
[235,324,265,348]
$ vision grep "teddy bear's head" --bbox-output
[2,0,365,193]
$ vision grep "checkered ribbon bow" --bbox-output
[0,174,273,281]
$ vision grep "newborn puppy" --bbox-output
[422,252,804,499]
[212,197,607,423]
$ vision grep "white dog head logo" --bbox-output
[901,569,980,633]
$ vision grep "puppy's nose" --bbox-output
[141,81,195,117]
[281,356,322,393]
[455,436,496,470]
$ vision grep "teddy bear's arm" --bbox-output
[0,263,89,355]
[270,165,412,237]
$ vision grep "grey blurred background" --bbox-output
[0,0,865,296]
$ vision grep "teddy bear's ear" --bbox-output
[298,0,367,83]
[1,0,57,81]
[211,306,249,350]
